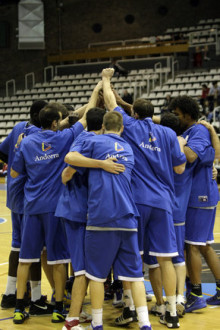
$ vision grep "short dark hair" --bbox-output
[63,103,74,112]
[30,100,48,127]
[160,113,181,135]
[59,104,69,119]
[133,98,154,119]
[39,103,62,129]
[86,107,106,131]
[103,111,123,132]
[169,96,200,121]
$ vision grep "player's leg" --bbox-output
[1,212,22,309]
[13,214,43,324]
[184,207,211,312]
[172,222,186,317]
[63,221,91,330]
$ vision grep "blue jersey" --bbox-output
[79,133,138,228]
[182,124,218,208]
[0,121,39,213]
[114,107,186,214]
[12,122,84,215]
[55,130,95,223]
[173,124,217,221]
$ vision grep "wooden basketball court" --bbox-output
[0,177,220,330]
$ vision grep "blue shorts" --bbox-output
[85,230,143,282]
[19,213,70,264]
[185,207,216,245]
[11,212,24,251]
[137,204,178,257]
[64,220,86,276]
[172,222,185,266]
[143,222,185,268]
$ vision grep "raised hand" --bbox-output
[102,68,114,79]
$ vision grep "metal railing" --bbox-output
[6,79,16,97]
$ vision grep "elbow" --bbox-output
[10,168,19,178]
[187,156,196,163]
[174,163,186,175]
[64,153,73,165]
[64,155,69,164]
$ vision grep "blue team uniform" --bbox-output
[11,122,84,264]
[0,122,39,250]
[114,107,186,261]
[55,130,95,275]
[184,124,219,245]
[78,133,143,282]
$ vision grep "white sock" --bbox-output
[66,317,79,321]
[5,276,17,295]
[176,294,185,304]
[92,308,103,327]
[124,289,135,311]
[30,280,41,302]
[136,306,151,328]
[166,295,177,316]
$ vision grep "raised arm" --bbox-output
[64,151,125,174]
[112,87,132,115]
[78,81,103,128]
[102,68,118,111]
[59,104,88,130]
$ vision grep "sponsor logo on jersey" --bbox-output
[139,142,161,152]
[198,196,208,202]
[42,142,51,152]
[115,142,124,152]
[34,153,59,162]
[105,153,128,162]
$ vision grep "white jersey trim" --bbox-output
[19,258,40,263]
[11,247,20,252]
[145,263,160,269]
[118,276,144,282]
[149,252,178,257]
[86,226,137,231]
[47,258,71,265]
[173,262,185,267]
[85,272,106,282]
[74,270,86,277]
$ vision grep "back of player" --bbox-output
[65,111,152,330]
[101,68,186,328]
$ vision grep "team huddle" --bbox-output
[0,68,220,330]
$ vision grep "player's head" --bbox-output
[133,98,154,119]
[160,113,181,135]
[86,107,106,132]
[30,99,48,127]
[169,95,199,131]
[59,104,69,119]
[103,111,123,134]
[63,103,74,112]
[39,102,62,131]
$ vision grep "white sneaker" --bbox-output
[146,292,153,302]
[79,310,92,323]
[112,292,125,308]
[150,303,166,316]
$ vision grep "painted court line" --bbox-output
[0,262,8,266]
[0,317,13,321]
